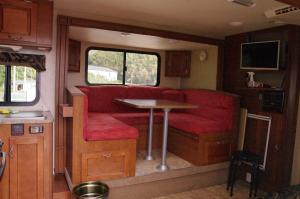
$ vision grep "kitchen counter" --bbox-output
[0,111,53,124]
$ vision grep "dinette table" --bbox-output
[115,99,197,171]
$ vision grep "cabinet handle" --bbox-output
[275,145,279,151]
[102,153,112,158]
[9,147,14,159]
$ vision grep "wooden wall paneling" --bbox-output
[55,16,70,173]
[279,26,300,187]
[222,25,300,191]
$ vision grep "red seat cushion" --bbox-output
[111,112,163,125]
[168,113,226,135]
[84,113,139,141]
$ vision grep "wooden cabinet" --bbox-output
[0,0,53,50]
[0,122,53,199]
[81,149,131,181]
[165,50,191,77]
[9,136,44,199]
[0,0,37,43]
[68,39,81,72]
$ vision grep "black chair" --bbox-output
[227,112,272,198]
[227,150,260,197]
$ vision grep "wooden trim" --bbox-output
[55,16,70,173]
[67,16,223,46]
[280,26,300,187]
[59,104,73,118]
[217,44,224,90]
[276,0,300,7]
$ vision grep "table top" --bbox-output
[115,99,198,109]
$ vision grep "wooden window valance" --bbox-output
[0,52,46,71]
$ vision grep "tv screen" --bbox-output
[241,41,280,70]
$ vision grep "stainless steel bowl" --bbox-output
[73,181,109,199]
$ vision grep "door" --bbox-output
[9,136,44,199]
[0,0,37,42]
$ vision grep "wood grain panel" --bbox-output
[9,136,44,199]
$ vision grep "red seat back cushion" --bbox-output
[184,90,236,130]
[162,90,185,102]
[78,86,130,112]
[126,86,165,99]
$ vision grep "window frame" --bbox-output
[85,47,161,86]
[0,65,40,106]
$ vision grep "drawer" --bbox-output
[204,140,232,164]
[81,150,130,181]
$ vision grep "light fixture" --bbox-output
[229,21,244,26]
[120,32,131,37]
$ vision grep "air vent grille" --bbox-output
[265,5,300,18]
[274,6,300,16]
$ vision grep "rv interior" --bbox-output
[0,0,300,199]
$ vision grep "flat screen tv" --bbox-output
[240,40,280,70]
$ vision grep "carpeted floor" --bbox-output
[153,182,264,199]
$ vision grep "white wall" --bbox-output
[180,46,218,90]
[67,41,181,89]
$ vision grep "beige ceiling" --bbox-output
[69,27,214,50]
[55,0,299,39]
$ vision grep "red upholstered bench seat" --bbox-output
[111,112,163,126]
[168,113,227,135]
[84,113,139,141]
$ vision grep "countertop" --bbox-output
[0,111,54,124]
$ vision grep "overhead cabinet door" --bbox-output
[0,0,37,43]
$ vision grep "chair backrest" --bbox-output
[238,110,272,170]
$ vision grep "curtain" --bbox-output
[0,52,46,71]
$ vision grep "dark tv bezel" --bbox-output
[240,40,280,71]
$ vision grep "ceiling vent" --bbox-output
[265,5,300,18]
[227,0,256,7]
[265,5,300,25]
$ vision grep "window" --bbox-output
[0,65,39,106]
[86,48,160,86]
